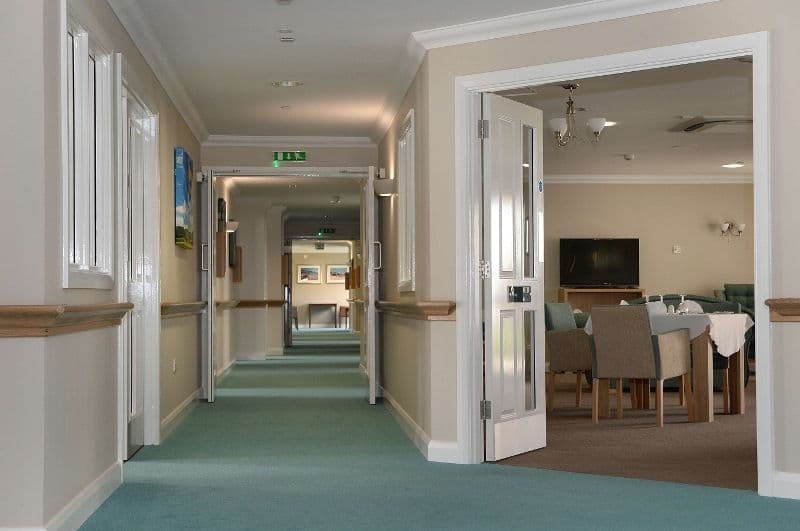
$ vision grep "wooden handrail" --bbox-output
[0,303,133,337]
[765,298,800,322]
[216,300,239,310]
[161,301,207,319]
[237,299,284,308]
[376,300,456,321]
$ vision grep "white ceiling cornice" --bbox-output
[546,173,752,184]
[371,0,718,143]
[412,0,719,50]
[107,0,209,142]
[203,135,376,149]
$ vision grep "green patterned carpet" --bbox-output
[80,330,800,530]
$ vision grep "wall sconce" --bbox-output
[225,220,240,233]
[374,167,397,197]
[720,221,746,237]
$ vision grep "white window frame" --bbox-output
[61,17,118,289]
[397,109,416,292]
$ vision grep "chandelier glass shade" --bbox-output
[548,83,607,147]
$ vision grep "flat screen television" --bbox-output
[560,238,639,287]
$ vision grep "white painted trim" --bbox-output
[215,358,236,378]
[105,0,208,142]
[381,386,430,458]
[397,109,417,293]
[454,33,776,497]
[203,135,376,149]
[427,441,461,464]
[359,362,367,375]
[44,461,122,531]
[545,173,752,184]
[160,389,200,441]
[266,347,285,356]
[414,0,718,50]
[771,472,800,500]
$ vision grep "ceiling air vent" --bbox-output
[671,116,752,134]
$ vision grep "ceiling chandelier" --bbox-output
[548,83,608,148]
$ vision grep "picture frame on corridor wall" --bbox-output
[297,265,321,284]
[326,265,349,284]
[174,147,193,249]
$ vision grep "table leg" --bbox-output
[729,348,746,415]
[642,379,650,410]
[690,328,714,423]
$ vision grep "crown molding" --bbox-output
[412,0,719,50]
[107,0,209,142]
[203,135,376,149]
[546,173,752,184]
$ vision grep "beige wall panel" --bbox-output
[544,183,754,303]
[383,317,431,437]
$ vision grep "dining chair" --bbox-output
[591,305,692,427]
[544,303,593,411]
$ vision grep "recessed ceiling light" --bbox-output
[279,36,296,43]
[276,0,292,5]
[604,121,618,127]
[722,162,746,169]
[272,80,303,88]
[277,27,293,34]
[280,105,291,110]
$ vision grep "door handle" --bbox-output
[508,286,532,303]
[373,241,383,271]
[201,243,209,271]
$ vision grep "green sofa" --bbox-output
[724,283,755,313]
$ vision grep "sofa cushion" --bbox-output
[545,303,577,331]
[724,283,755,312]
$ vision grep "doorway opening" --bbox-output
[455,33,773,495]
[198,167,382,405]
[491,57,756,490]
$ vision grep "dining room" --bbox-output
[495,57,757,489]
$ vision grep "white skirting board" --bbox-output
[215,358,236,378]
[380,386,460,464]
[770,471,800,500]
[44,461,122,531]
[160,388,200,441]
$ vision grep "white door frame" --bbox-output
[455,32,775,494]
[116,83,161,460]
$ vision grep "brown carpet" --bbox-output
[501,377,757,490]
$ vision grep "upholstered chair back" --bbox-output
[591,305,656,379]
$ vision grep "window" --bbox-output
[397,109,416,292]
[62,22,117,288]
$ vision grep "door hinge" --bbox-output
[480,400,492,420]
[478,119,489,139]
[478,259,490,279]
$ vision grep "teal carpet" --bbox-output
[81,330,800,530]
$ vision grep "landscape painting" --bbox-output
[297,265,321,284]
[326,265,349,284]
[174,147,193,249]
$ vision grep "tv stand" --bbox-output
[558,287,646,312]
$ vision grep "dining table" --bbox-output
[584,311,754,423]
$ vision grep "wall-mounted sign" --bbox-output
[273,151,307,167]
[317,227,336,237]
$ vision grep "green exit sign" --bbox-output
[273,151,306,167]
[317,228,336,237]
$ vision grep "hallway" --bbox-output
[79,330,800,530]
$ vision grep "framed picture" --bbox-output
[174,147,193,249]
[297,265,321,284]
[326,265,349,284]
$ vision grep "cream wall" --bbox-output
[202,145,377,168]
[418,0,800,471]
[293,252,352,328]
[544,183,755,303]
[0,0,202,527]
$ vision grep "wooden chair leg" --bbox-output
[616,378,624,419]
[679,374,685,406]
[592,378,600,424]
[546,372,555,412]
[630,379,637,409]
[575,372,583,408]
[722,368,730,414]
[656,379,664,428]
[643,379,651,410]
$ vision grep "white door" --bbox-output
[482,93,546,461]
[200,172,216,402]
[123,91,148,458]
[362,166,380,404]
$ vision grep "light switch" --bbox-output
[673,245,682,255]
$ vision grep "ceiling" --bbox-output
[108,0,588,139]
[225,176,361,220]
[498,58,753,177]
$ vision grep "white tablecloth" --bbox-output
[584,313,753,357]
